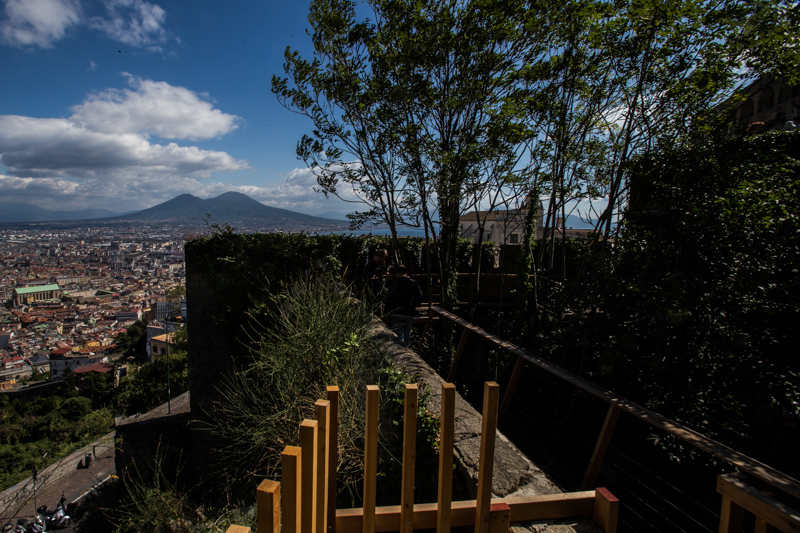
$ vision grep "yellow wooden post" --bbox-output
[592,487,619,533]
[257,479,281,533]
[282,446,302,533]
[315,400,331,533]
[488,503,511,533]
[226,526,251,533]
[475,382,500,533]
[401,384,418,533]
[581,405,621,491]
[327,386,340,533]
[437,383,456,533]
[363,385,380,533]
[301,420,319,533]
[718,495,745,533]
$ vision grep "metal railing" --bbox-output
[416,307,800,532]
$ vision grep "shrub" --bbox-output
[208,273,437,506]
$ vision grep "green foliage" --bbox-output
[0,387,114,489]
[103,453,252,533]
[114,351,189,416]
[115,319,149,362]
[518,130,800,468]
[600,131,800,446]
[208,273,437,505]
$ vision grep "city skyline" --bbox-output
[0,0,359,216]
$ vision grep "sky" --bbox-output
[0,0,359,216]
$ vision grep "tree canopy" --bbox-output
[274,0,797,306]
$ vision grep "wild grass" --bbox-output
[208,274,405,505]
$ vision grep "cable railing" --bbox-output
[415,306,800,533]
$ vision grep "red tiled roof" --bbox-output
[75,362,114,375]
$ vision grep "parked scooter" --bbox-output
[1,514,46,533]
[36,493,71,529]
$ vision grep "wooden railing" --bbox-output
[417,306,800,531]
[225,381,619,533]
[717,474,800,533]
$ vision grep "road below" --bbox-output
[0,433,115,531]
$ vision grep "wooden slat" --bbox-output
[502,492,596,520]
[335,491,600,533]
[498,356,525,426]
[416,311,434,355]
[446,328,471,382]
[363,385,380,533]
[327,386,340,533]
[282,446,302,533]
[592,487,619,533]
[717,474,800,533]
[301,420,319,533]
[401,385,418,533]
[718,496,744,533]
[754,517,776,533]
[437,383,456,533]
[257,479,280,533]
[315,400,331,533]
[226,526,251,533]
[429,306,800,499]
[581,406,621,491]
[475,382,500,533]
[488,503,510,533]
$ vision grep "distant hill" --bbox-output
[113,192,348,229]
[0,202,123,223]
[562,214,597,230]
[318,210,348,221]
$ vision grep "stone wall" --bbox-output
[184,247,237,476]
[183,238,559,499]
[114,391,191,475]
[370,321,560,498]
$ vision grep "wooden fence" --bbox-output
[225,381,619,533]
[417,306,800,532]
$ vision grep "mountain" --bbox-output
[562,214,597,230]
[0,202,123,223]
[318,210,348,221]
[114,192,348,229]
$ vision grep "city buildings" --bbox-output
[0,222,189,391]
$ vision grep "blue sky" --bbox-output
[0,0,357,215]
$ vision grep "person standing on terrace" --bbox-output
[362,248,388,298]
[384,265,423,347]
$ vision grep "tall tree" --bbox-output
[373,0,547,307]
[272,0,418,256]
[275,0,546,307]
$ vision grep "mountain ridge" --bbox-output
[0,192,348,229]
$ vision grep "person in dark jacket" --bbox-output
[362,248,388,298]
[384,264,423,347]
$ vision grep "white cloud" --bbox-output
[0,114,247,179]
[70,74,239,140]
[1,0,171,50]
[89,0,168,51]
[0,76,253,212]
[0,0,81,48]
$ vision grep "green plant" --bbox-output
[208,273,439,507]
